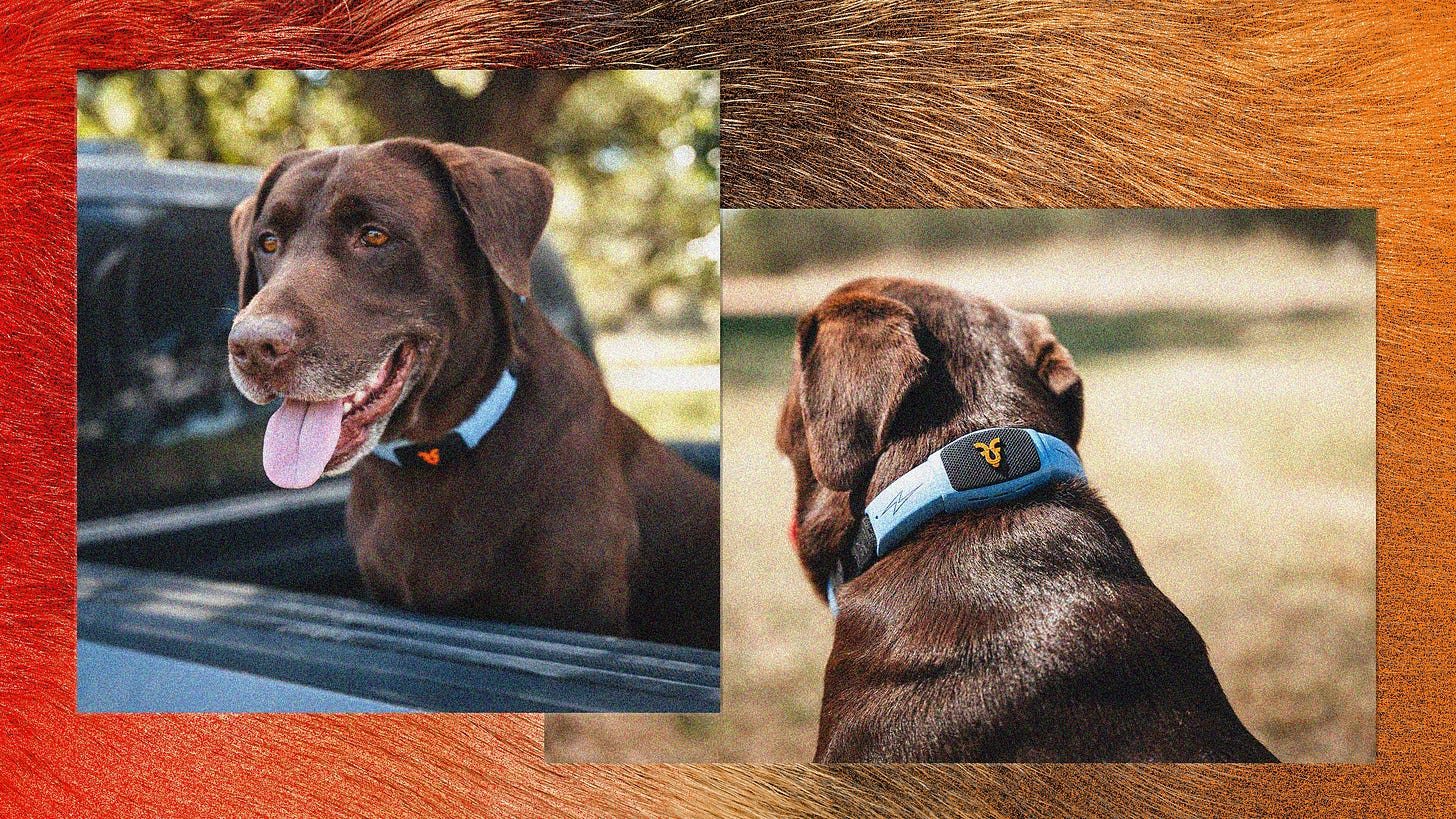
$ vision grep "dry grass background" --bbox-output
[1,0,1451,815]
[550,229,1375,764]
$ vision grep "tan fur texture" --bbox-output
[1,0,1451,815]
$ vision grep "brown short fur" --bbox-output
[777,277,1276,761]
[228,138,719,649]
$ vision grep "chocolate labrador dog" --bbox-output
[777,277,1274,761]
[227,138,718,650]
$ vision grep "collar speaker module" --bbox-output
[828,427,1086,613]
[373,369,518,469]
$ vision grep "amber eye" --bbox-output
[361,227,390,247]
[257,232,279,254]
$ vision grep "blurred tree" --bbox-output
[77,69,720,330]
[76,70,586,167]
[539,70,719,330]
[343,70,584,161]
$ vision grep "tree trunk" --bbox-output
[348,70,586,160]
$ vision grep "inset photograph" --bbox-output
[549,208,1374,761]
[77,69,721,713]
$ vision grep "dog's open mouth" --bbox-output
[262,344,416,489]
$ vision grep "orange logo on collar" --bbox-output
[417,448,441,465]
[973,438,1002,468]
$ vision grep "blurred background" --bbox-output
[77,69,719,520]
[549,209,1375,762]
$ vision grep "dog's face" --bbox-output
[227,138,552,488]
[775,277,1084,586]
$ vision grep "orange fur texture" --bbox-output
[1,0,1452,815]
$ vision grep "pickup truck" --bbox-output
[76,145,720,713]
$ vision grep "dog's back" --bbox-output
[623,420,722,649]
[818,481,1275,762]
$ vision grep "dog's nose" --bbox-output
[229,315,299,379]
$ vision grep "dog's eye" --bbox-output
[257,232,279,254]
[361,227,390,247]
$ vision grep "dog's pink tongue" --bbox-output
[263,398,345,489]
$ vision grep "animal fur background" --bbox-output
[2,0,1451,816]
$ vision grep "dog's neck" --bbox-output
[371,367,517,468]
[370,294,527,469]
[827,426,1086,614]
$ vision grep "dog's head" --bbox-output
[775,277,1083,585]
[227,138,552,488]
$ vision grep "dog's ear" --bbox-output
[428,142,554,297]
[795,291,929,491]
[230,194,259,306]
[1020,312,1084,446]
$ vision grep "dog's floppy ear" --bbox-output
[795,291,929,491]
[1020,312,1084,446]
[428,142,553,297]
[230,194,259,306]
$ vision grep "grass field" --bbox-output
[549,234,1374,763]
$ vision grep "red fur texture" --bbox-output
[1,0,1453,816]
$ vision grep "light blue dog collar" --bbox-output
[371,368,517,468]
[827,427,1085,614]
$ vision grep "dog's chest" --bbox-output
[343,457,641,623]
[348,469,515,581]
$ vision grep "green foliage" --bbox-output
[77,70,379,164]
[76,69,719,329]
[543,71,720,331]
